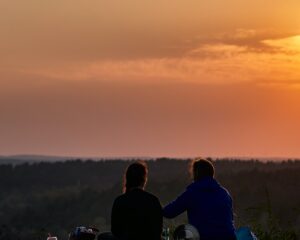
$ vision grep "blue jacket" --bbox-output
[163,177,236,240]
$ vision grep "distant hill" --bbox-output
[0,155,155,165]
[1,154,299,166]
[0,155,73,165]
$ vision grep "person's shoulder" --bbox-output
[216,183,233,202]
[142,190,161,203]
[186,181,198,191]
[220,185,232,197]
[143,190,158,199]
[113,193,126,204]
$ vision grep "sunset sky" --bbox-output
[1,0,300,158]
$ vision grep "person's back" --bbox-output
[185,177,234,239]
[111,188,162,240]
[111,162,162,240]
[163,159,236,240]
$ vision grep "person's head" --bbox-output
[190,158,215,181]
[123,161,148,193]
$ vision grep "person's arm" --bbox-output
[229,194,234,223]
[157,199,163,239]
[111,198,122,239]
[163,188,191,218]
[150,197,163,240]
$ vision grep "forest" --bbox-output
[0,158,299,240]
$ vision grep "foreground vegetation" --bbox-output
[0,158,299,240]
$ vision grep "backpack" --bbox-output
[236,227,258,240]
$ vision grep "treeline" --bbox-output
[0,158,299,240]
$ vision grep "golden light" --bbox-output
[263,35,300,53]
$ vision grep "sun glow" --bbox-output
[263,35,300,53]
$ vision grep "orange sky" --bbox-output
[1,0,300,158]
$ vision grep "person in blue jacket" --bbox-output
[163,158,237,240]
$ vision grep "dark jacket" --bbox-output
[163,177,236,240]
[111,188,162,240]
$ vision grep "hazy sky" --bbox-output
[1,0,300,158]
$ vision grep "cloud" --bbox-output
[18,32,300,89]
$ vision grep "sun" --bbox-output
[263,35,300,53]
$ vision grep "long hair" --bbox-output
[123,161,148,193]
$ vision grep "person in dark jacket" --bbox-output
[163,158,236,240]
[111,161,162,240]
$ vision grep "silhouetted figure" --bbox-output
[110,161,162,240]
[163,158,237,240]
